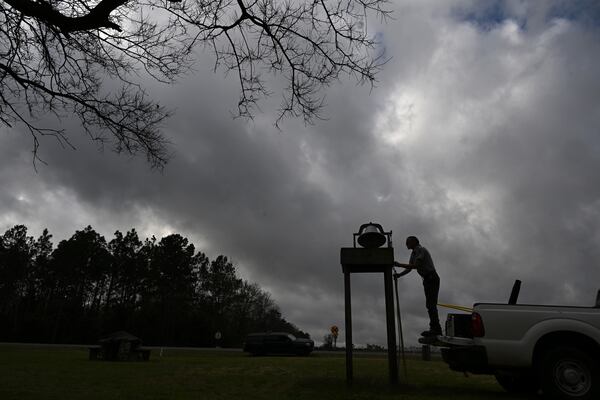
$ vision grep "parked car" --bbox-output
[433,281,600,400]
[243,332,314,356]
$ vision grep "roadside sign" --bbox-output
[331,325,339,338]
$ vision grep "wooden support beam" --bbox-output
[344,271,353,383]
[384,267,399,384]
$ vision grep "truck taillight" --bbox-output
[471,312,485,337]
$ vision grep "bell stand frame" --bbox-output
[340,239,398,384]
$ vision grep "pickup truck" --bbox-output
[432,281,600,399]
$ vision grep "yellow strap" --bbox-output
[437,303,473,312]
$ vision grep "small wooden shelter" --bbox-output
[89,331,151,361]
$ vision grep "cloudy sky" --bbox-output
[2,0,600,347]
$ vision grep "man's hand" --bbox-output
[394,261,413,269]
[393,261,413,277]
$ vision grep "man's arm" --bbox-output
[393,261,413,277]
[394,261,415,269]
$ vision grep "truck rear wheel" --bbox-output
[539,346,598,400]
[494,372,539,394]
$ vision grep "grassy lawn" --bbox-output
[0,345,535,400]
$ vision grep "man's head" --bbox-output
[405,236,419,250]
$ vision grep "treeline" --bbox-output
[0,225,308,346]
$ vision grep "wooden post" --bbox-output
[384,267,399,384]
[344,271,353,383]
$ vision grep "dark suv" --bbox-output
[243,332,314,356]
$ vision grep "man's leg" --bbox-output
[423,275,442,334]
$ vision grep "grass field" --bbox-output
[0,345,536,400]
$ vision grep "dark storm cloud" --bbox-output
[2,0,600,346]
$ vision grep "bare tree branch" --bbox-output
[3,0,127,33]
[0,0,391,168]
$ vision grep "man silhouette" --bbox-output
[395,236,442,337]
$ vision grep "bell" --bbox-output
[357,223,386,248]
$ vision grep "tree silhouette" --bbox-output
[0,224,308,345]
[0,225,34,337]
[49,226,111,342]
[1,0,390,167]
[143,234,204,344]
[322,333,333,349]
